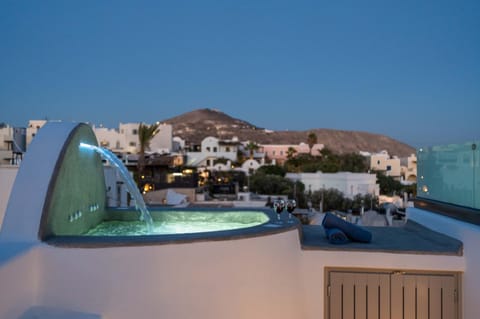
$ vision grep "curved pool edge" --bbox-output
[43,207,302,248]
[44,222,301,248]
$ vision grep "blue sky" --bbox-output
[1,0,479,148]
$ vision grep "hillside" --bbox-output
[163,108,415,157]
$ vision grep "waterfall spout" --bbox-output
[79,142,153,232]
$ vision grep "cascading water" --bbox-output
[79,142,153,232]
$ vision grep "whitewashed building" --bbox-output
[94,126,124,151]
[186,136,240,168]
[401,153,417,183]
[149,124,173,154]
[368,150,401,179]
[238,158,263,175]
[260,143,324,164]
[26,120,47,145]
[286,171,379,198]
[0,125,14,165]
[93,122,173,154]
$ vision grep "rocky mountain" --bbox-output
[163,108,415,157]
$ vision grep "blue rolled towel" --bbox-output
[322,212,372,243]
[324,227,350,244]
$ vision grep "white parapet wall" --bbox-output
[35,231,305,319]
[0,244,39,319]
[300,246,464,319]
[408,207,480,319]
[0,226,466,319]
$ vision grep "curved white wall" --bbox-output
[1,122,79,242]
[37,230,305,319]
[0,246,39,319]
[409,207,480,319]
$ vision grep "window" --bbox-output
[213,147,217,152]
[386,165,392,171]
[129,142,136,147]
[226,147,230,152]
[132,129,138,135]
[206,147,211,152]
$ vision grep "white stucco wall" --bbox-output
[201,137,237,162]
[408,207,480,319]
[239,159,261,175]
[150,123,173,153]
[36,230,305,319]
[0,245,39,319]
[287,172,379,198]
[300,246,464,319]
[370,153,401,178]
[26,120,47,146]
[93,123,173,154]
[0,226,466,319]
[93,127,123,150]
[119,123,140,153]
[0,126,13,150]
[0,166,18,227]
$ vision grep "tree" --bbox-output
[249,170,305,199]
[307,131,318,156]
[256,165,286,177]
[340,153,369,173]
[402,183,417,198]
[286,147,297,160]
[237,149,246,164]
[311,188,345,212]
[249,174,292,195]
[137,122,160,180]
[318,147,334,158]
[375,171,402,195]
[245,141,259,159]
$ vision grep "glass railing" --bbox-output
[417,141,479,210]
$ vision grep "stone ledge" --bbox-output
[301,220,463,256]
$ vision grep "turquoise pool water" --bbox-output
[85,210,270,236]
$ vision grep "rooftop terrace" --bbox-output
[0,123,477,319]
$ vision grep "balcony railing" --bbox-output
[416,141,480,224]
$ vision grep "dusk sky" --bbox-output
[1,0,479,148]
